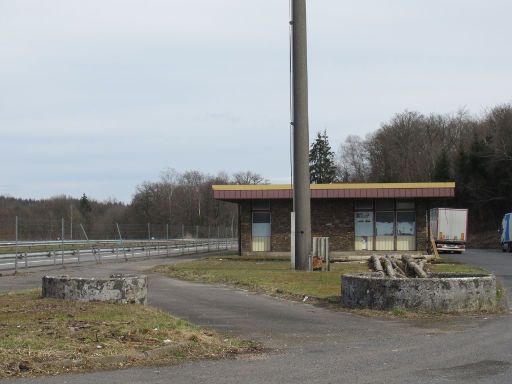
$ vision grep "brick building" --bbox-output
[213,182,455,256]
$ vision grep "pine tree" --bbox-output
[79,193,92,217]
[309,130,337,183]
[432,149,451,181]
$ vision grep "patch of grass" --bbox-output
[0,289,255,378]
[154,256,370,301]
[427,262,488,274]
[391,307,407,317]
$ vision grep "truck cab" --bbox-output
[500,213,511,252]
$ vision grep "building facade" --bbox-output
[213,183,455,256]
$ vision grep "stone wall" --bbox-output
[42,274,147,304]
[342,272,497,312]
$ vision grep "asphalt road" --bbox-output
[1,249,511,383]
[449,249,512,307]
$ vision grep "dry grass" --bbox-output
[0,290,256,378]
[154,255,493,311]
[154,256,370,302]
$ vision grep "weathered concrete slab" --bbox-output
[342,272,497,312]
[42,274,147,304]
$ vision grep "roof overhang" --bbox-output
[212,182,455,201]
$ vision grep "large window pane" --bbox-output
[397,211,415,236]
[355,212,374,236]
[376,212,394,236]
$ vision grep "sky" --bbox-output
[1,0,511,202]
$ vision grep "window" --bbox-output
[376,212,395,236]
[355,211,374,251]
[355,200,373,210]
[375,200,394,211]
[397,212,415,236]
[397,200,415,210]
[253,212,271,224]
[252,200,270,211]
[354,199,417,251]
[252,201,271,252]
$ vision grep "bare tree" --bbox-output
[337,135,370,182]
[232,171,267,185]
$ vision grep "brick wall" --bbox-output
[416,199,428,252]
[239,198,432,253]
[311,199,354,251]
[270,200,293,252]
[239,201,252,254]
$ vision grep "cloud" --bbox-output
[1,0,512,201]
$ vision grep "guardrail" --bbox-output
[0,238,238,272]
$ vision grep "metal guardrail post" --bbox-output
[195,225,198,254]
[166,224,170,257]
[182,224,185,255]
[116,223,128,261]
[61,218,65,265]
[14,216,18,273]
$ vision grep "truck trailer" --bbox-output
[429,208,468,253]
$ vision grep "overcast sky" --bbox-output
[1,0,511,202]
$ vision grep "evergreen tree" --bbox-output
[432,149,451,181]
[309,130,337,183]
[78,193,93,229]
[79,193,92,217]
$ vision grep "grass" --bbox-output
[0,289,256,378]
[154,256,370,302]
[428,258,488,274]
[154,255,493,308]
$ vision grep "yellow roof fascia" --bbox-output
[212,182,455,191]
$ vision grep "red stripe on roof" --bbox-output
[213,187,455,200]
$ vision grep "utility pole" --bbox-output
[291,0,311,271]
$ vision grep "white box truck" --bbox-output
[429,208,468,253]
[500,213,512,252]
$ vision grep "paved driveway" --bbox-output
[449,248,512,306]
[1,251,511,383]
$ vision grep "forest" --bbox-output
[1,103,511,244]
[337,103,512,237]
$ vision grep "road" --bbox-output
[449,249,512,307]
[0,249,511,383]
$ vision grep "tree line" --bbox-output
[310,103,512,233]
[0,170,265,240]
[2,103,511,240]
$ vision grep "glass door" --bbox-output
[355,212,374,250]
[252,211,271,251]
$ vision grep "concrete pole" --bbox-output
[292,0,311,271]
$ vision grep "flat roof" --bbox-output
[212,182,455,201]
